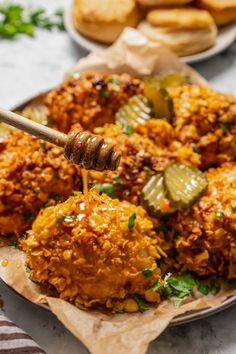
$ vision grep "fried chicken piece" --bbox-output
[169,85,236,168]
[23,190,166,312]
[0,131,81,237]
[168,163,236,278]
[90,123,201,204]
[45,72,143,133]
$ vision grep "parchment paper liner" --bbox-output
[0,28,233,354]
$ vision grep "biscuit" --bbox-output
[147,8,214,29]
[137,0,193,6]
[196,0,236,26]
[138,20,217,56]
[72,0,140,44]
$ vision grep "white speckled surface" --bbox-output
[0,1,236,353]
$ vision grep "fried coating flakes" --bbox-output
[169,85,236,168]
[45,72,143,133]
[169,163,236,278]
[0,131,81,237]
[23,190,165,312]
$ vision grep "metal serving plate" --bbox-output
[2,92,235,327]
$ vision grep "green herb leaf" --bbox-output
[123,189,130,196]
[133,295,150,313]
[171,297,182,308]
[155,223,168,239]
[108,77,120,85]
[231,202,236,212]
[33,187,41,194]
[128,213,136,231]
[25,265,31,273]
[220,123,230,133]
[112,176,123,187]
[23,211,34,223]
[95,183,116,198]
[162,286,173,298]
[52,193,61,201]
[9,238,18,248]
[150,279,162,291]
[216,211,224,220]
[99,89,110,98]
[122,123,133,135]
[167,274,196,298]
[192,145,199,153]
[173,230,180,240]
[197,283,210,295]
[142,268,153,278]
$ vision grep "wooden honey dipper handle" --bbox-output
[0,107,120,171]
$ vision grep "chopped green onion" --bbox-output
[95,183,116,198]
[122,123,133,135]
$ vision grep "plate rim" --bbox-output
[1,92,234,326]
[64,5,236,64]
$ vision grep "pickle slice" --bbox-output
[115,95,152,128]
[159,72,189,89]
[141,175,175,217]
[164,163,208,209]
[143,80,173,121]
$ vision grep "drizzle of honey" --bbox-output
[81,168,89,195]
[1,259,8,267]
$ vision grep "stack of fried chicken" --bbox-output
[1,71,235,313]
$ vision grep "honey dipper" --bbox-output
[0,107,120,171]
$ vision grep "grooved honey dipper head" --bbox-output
[64,131,121,171]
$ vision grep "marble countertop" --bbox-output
[0,1,236,353]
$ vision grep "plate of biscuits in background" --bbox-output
[64,0,236,63]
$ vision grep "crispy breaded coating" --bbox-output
[91,124,174,204]
[168,163,236,278]
[169,85,236,168]
[91,123,201,204]
[0,131,81,237]
[23,190,166,312]
[45,72,143,133]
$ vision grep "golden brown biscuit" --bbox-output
[72,0,140,44]
[137,0,193,6]
[196,0,236,26]
[147,8,214,29]
[138,21,217,56]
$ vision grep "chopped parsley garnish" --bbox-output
[23,211,34,223]
[162,286,173,298]
[122,123,133,135]
[123,189,130,197]
[25,265,31,273]
[173,230,180,240]
[215,211,224,220]
[112,176,123,187]
[9,238,18,248]
[171,297,182,308]
[166,274,196,298]
[142,268,153,278]
[95,183,116,198]
[108,77,120,85]
[192,145,199,153]
[128,213,136,230]
[99,89,110,98]
[220,123,230,133]
[52,193,61,201]
[155,223,169,239]
[133,295,150,313]
[231,202,236,212]
[150,279,162,291]
[196,279,220,295]
[33,187,41,194]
